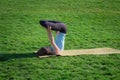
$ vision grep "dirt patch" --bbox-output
[38,48,120,58]
[62,48,120,56]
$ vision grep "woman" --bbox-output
[36,20,67,56]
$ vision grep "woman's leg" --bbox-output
[40,20,67,33]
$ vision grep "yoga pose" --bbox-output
[36,20,67,56]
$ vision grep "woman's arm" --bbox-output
[46,26,61,55]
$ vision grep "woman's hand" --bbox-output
[46,26,54,43]
[47,26,51,32]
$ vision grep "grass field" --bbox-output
[0,0,120,80]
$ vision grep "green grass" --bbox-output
[0,54,120,80]
[0,0,120,80]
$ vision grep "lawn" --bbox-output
[0,0,120,80]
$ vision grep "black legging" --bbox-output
[39,20,67,33]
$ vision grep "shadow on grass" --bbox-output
[0,52,36,62]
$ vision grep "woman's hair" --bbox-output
[36,47,55,56]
